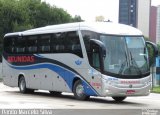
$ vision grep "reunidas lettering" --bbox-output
[7,56,35,63]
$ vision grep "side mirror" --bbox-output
[90,39,106,57]
[146,41,158,67]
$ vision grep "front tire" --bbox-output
[112,96,126,102]
[73,80,89,100]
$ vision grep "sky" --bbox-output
[42,0,160,23]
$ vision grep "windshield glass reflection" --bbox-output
[100,35,149,76]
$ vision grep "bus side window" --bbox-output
[50,34,57,52]
[4,37,15,54]
[39,34,51,53]
[58,33,65,52]
[15,37,26,54]
[26,36,38,53]
[51,33,65,53]
[91,44,100,70]
[66,31,83,58]
[81,30,99,65]
[51,31,83,58]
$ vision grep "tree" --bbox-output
[0,0,74,43]
[17,0,72,27]
[157,43,160,55]
[72,15,83,22]
[0,0,83,61]
[0,0,78,43]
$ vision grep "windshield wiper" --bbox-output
[118,61,126,74]
[118,51,128,74]
[129,52,142,75]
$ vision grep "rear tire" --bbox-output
[112,96,126,102]
[18,76,34,94]
[19,76,27,94]
[73,80,89,100]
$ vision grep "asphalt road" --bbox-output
[0,82,160,115]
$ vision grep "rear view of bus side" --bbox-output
[2,22,157,102]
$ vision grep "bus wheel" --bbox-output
[73,80,89,100]
[49,91,61,96]
[112,96,126,102]
[19,76,28,94]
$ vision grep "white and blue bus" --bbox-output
[2,22,157,102]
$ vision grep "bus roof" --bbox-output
[4,22,143,37]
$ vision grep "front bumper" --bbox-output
[102,83,151,97]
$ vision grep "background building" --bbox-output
[119,0,151,37]
[150,5,160,43]
[119,0,137,27]
[150,6,157,43]
[156,6,160,43]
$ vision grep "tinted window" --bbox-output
[4,36,16,53]
[39,34,51,53]
[81,31,99,51]
[81,30,99,63]
[4,31,83,57]
[26,36,38,53]
[51,33,65,53]
[51,31,83,58]
[65,31,83,57]
[15,37,26,53]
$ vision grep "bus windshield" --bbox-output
[100,35,149,77]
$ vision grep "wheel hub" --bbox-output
[76,84,84,97]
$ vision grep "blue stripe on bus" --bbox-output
[9,63,98,96]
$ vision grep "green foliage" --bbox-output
[157,43,160,55]
[0,0,83,61]
[151,87,160,93]
[72,15,83,22]
[0,0,78,42]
